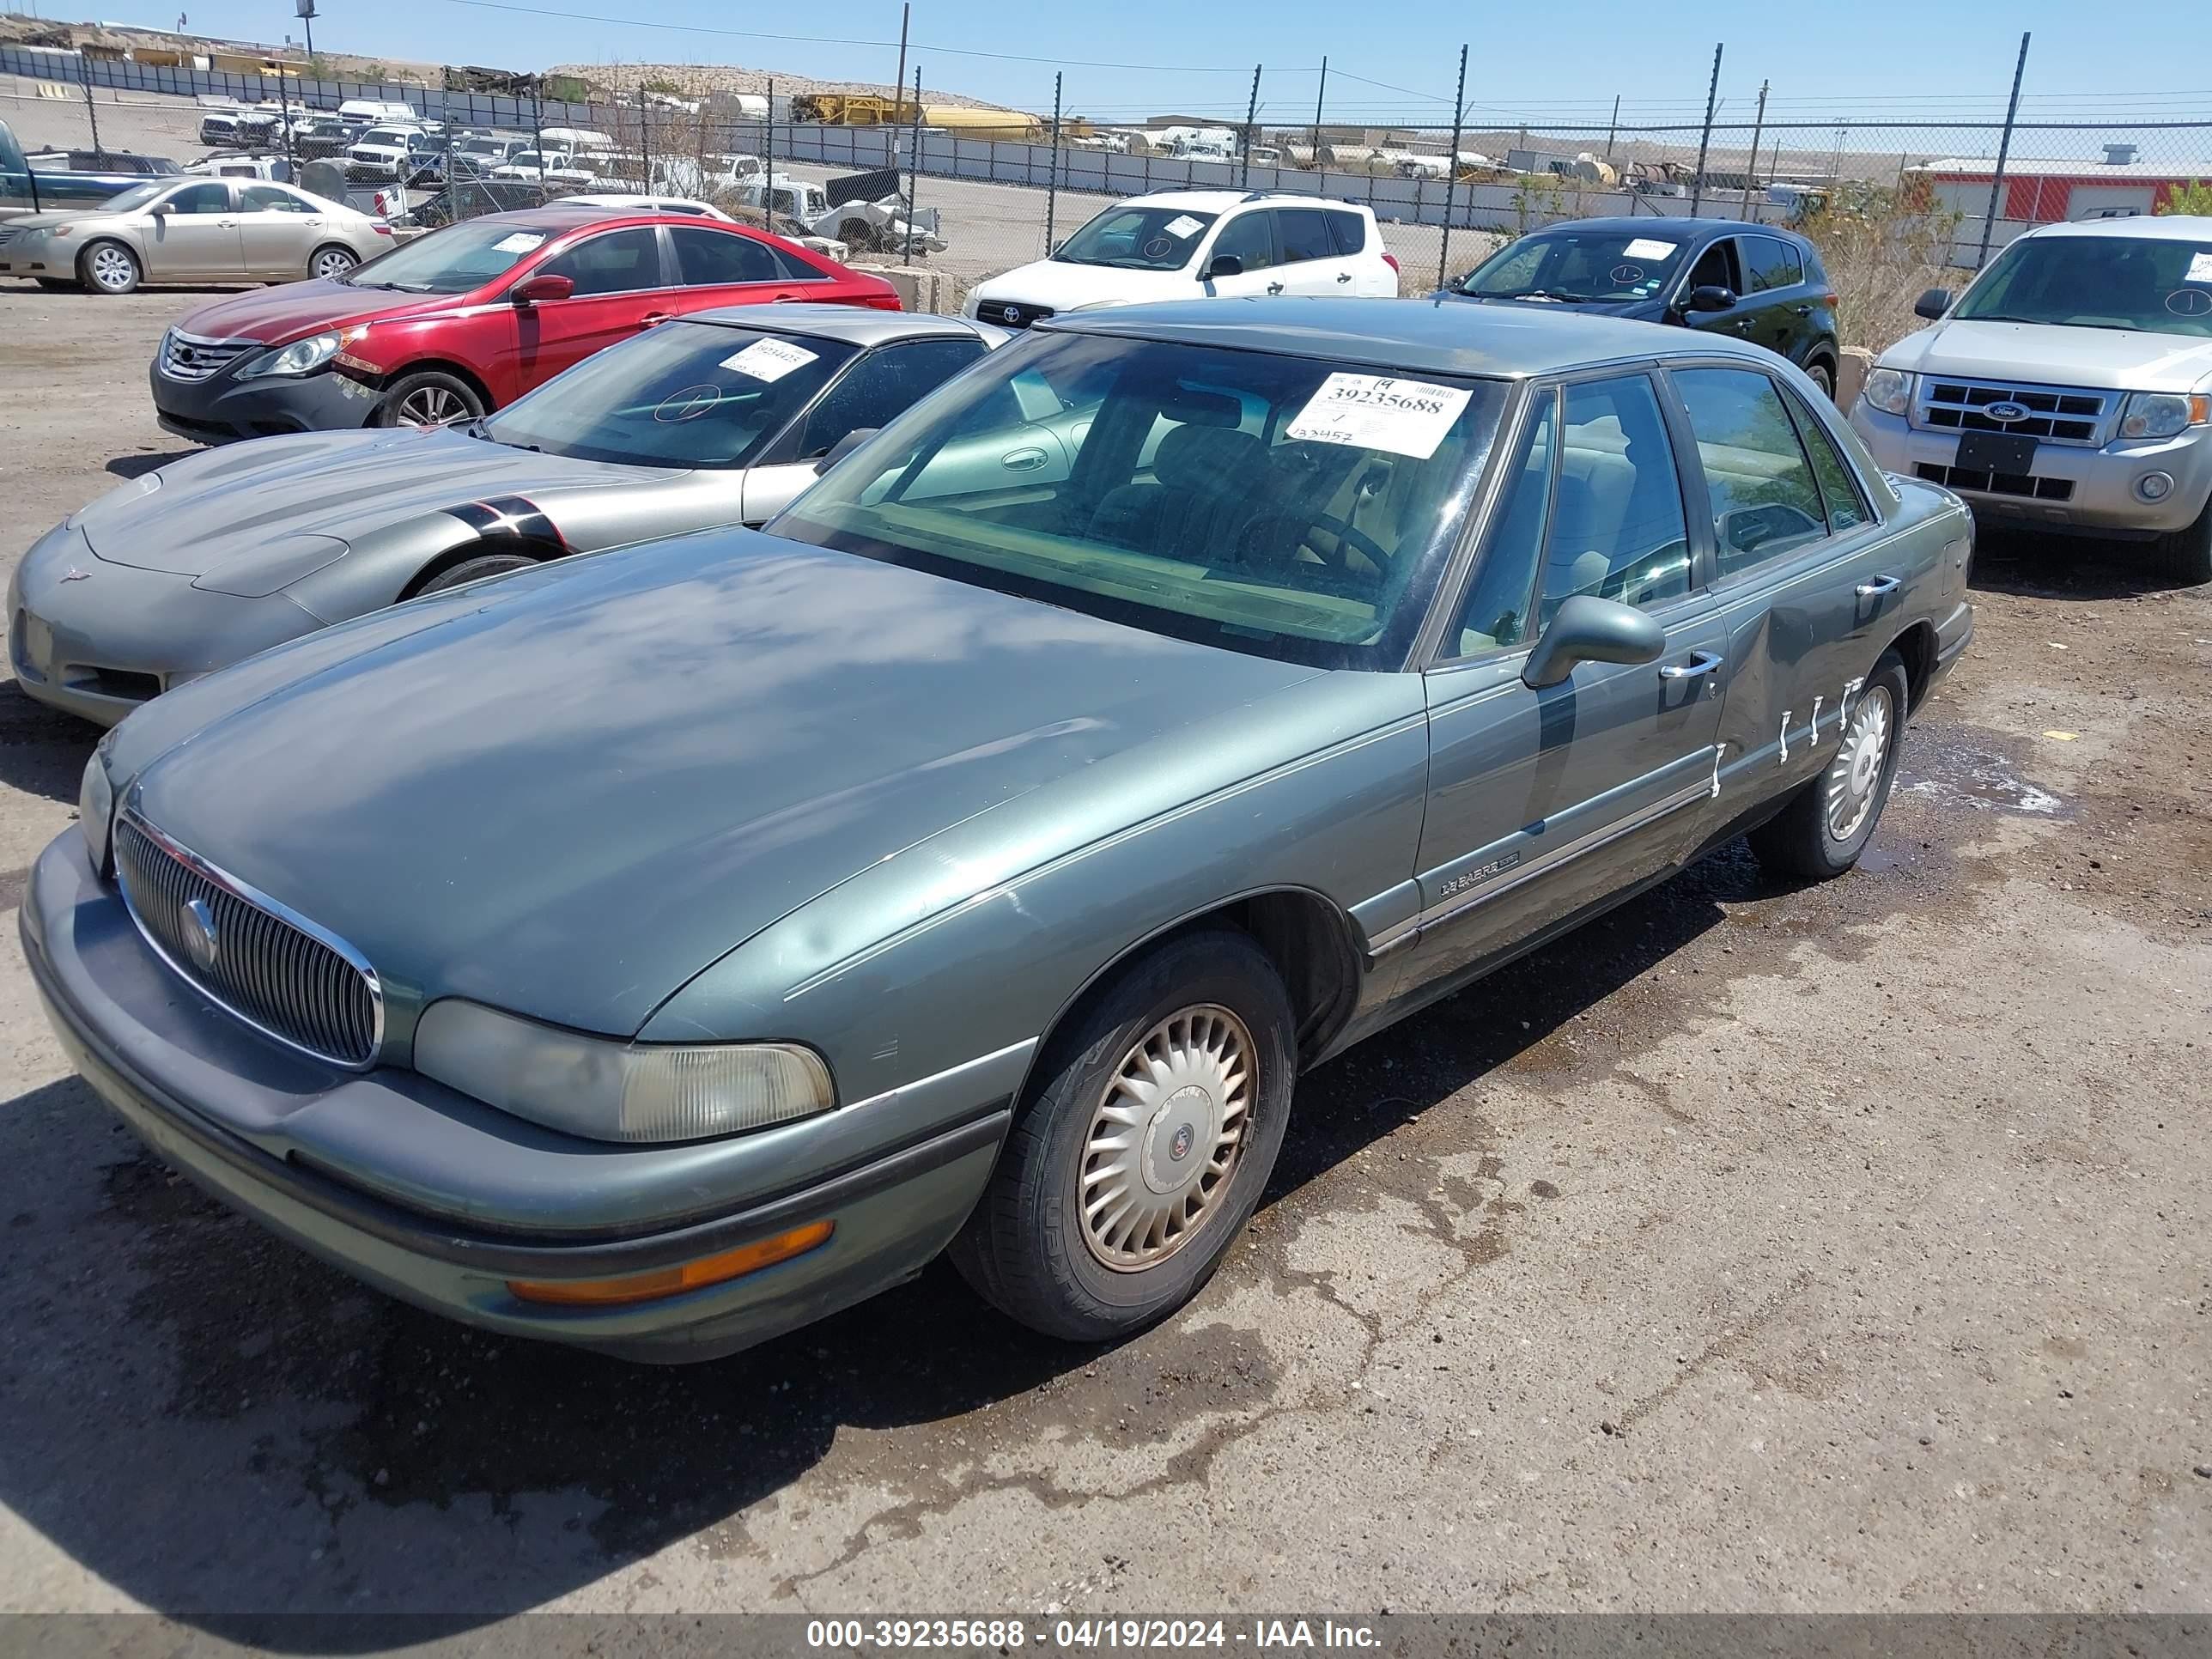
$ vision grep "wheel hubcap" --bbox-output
[1826,684,1893,842]
[315,251,354,276]
[92,248,131,288]
[398,386,465,425]
[1079,1005,1254,1272]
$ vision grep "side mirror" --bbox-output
[149,198,170,215]
[1203,253,1243,280]
[812,425,878,475]
[1521,595,1667,690]
[508,271,573,306]
[1913,287,1954,320]
[1684,283,1735,313]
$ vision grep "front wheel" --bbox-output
[2152,494,2212,586]
[951,927,1296,1342]
[1747,651,1911,881]
[308,243,359,282]
[79,240,141,295]
[375,369,485,428]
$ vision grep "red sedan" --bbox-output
[148,205,903,442]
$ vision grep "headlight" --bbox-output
[237,331,343,380]
[77,750,115,874]
[413,999,834,1144]
[1862,367,1914,418]
[2118,392,2210,441]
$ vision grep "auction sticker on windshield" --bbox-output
[721,338,819,382]
[494,232,545,254]
[1164,214,1206,239]
[1286,373,1472,460]
[1622,238,1678,260]
[2186,252,2212,284]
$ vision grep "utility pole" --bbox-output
[1603,92,1620,162]
[890,2,908,139]
[1978,31,2031,270]
[1688,42,1722,213]
[1311,56,1327,172]
[1241,63,1261,189]
[1436,43,1468,292]
[1740,78,1768,217]
[1044,70,1063,254]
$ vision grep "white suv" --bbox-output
[1850,215,2212,583]
[966,191,1401,328]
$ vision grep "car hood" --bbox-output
[4,210,117,233]
[972,259,1199,312]
[118,532,1322,1037]
[76,426,665,577]
[1879,319,2212,394]
[168,277,462,347]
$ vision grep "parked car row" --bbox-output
[19,290,1971,1364]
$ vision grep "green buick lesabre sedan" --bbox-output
[25,297,1973,1361]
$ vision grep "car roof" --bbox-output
[1047,294,1782,379]
[1112,189,1364,215]
[670,301,1008,349]
[1515,215,1796,241]
[2022,213,2212,242]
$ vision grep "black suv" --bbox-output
[1442,216,1842,398]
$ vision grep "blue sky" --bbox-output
[84,0,2212,130]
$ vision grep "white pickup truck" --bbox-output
[1850,215,2212,584]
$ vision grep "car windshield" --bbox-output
[341,217,557,292]
[1459,227,1692,302]
[1054,204,1219,270]
[1951,234,2212,337]
[88,182,167,214]
[774,332,1508,670]
[476,319,858,468]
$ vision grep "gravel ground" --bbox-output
[0,282,2207,1632]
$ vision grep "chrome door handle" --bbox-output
[1855,574,1901,598]
[1659,650,1724,680]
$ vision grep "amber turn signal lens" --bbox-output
[507,1219,834,1308]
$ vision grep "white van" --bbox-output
[337,100,418,128]
[541,127,616,156]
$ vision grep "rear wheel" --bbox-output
[1747,652,1910,880]
[1802,357,1836,400]
[79,240,141,295]
[376,369,484,428]
[308,243,359,281]
[415,550,539,594]
[951,928,1296,1342]
[2151,495,2212,586]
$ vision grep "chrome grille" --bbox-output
[985,299,1054,330]
[1919,379,2107,445]
[114,811,381,1067]
[160,330,257,384]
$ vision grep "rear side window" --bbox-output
[1785,389,1870,533]
[240,185,310,212]
[769,243,830,281]
[670,225,781,285]
[1742,234,1805,293]
[1275,209,1336,264]
[1674,367,1831,575]
[1325,210,1366,256]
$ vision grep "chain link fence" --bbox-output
[9,44,2212,352]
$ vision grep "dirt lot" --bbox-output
[0,281,2206,1630]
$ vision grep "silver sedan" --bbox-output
[0,177,391,295]
[10,305,1006,725]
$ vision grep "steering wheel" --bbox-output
[1232,510,1392,594]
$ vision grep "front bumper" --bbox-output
[1851,404,2212,538]
[7,520,327,727]
[149,355,377,446]
[0,230,71,279]
[21,831,1013,1362]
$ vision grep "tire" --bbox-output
[78,240,141,295]
[1802,357,1837,401]
[2152,495,2212,586]
[415,550,539,594]
[308,243,359,281]
[951,927,1297,1343]
[1747,650,1911,881]
[375,369,485,428]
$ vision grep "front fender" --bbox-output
[641,675,1432,1106]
